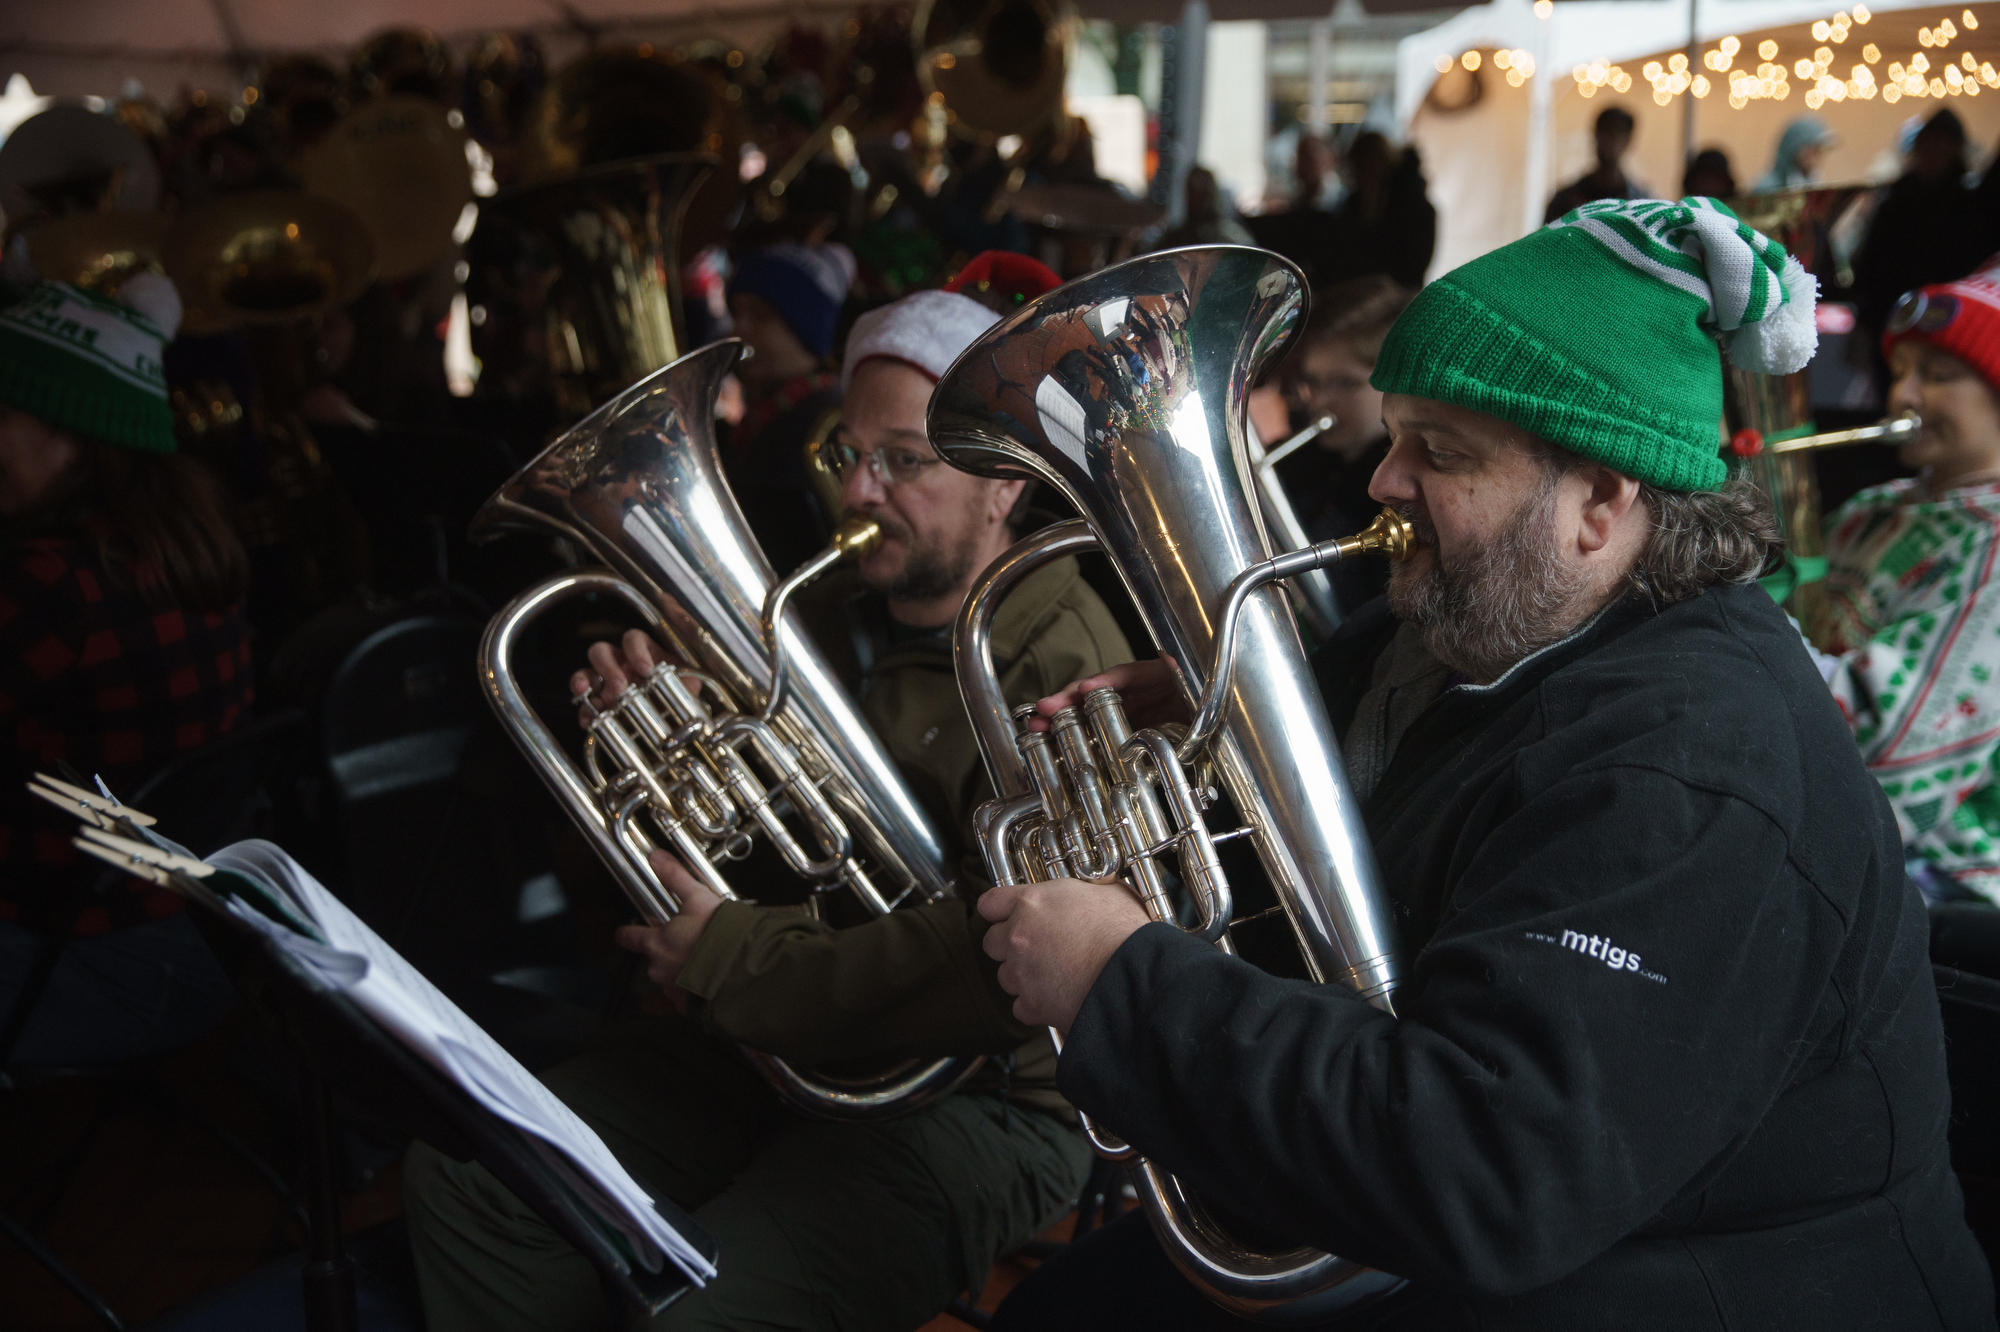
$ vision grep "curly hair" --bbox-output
[1539,444,1783,606]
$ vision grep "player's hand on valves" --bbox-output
[1032,658,1188,733]
[978,878,1150,1033]
[614,851,726,1015]
[570,630,698,728]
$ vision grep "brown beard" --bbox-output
[1386,467,1596,682]
[853,503,988,603]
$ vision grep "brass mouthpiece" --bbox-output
[830,515,884,560]
[1343,508,1415,563]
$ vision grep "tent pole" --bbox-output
[206,0,255,81]
[1683,0,1699,169]
[1522,0,1554,238]
[1308,18,1330,138]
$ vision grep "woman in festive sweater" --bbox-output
[1816,262,2000,901]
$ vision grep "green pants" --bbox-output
[404,1018,1091,1332]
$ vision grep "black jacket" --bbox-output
[1060,583,1994,1329]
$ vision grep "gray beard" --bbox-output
[1386,470,1597,682]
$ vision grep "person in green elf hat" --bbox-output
[978,199,1993,1330]
[0,275,251,1068]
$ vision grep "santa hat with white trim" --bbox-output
[841,288,1000,393]
[1372,196,1817,493]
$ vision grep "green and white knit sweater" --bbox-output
[1817,477,2000,900]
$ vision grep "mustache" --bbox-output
[1392,503,1440,558]
[845,507,912,545]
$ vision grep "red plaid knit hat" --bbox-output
[1883,257,2000,391]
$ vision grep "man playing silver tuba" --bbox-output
[982,201,1994,1329]
[404,281,1133,1331]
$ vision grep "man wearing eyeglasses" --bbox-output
[405,280,1134,1332]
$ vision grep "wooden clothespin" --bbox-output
[70,826,227,914]
[27,773,157,830]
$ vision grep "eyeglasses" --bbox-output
[829,441,944,487]
[1889,289,1961,337]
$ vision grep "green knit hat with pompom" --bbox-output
[1371,197,1818,492]
[0,275,181,453]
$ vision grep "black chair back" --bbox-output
[320,616,485,809]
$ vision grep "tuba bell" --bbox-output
[14,211,171,300]
[472,339,981,1118]
[468,153,715,421]
[931,246,1411,1319]
[300,94,473,283]
[914,0,1070,143]
[162,189,378,334]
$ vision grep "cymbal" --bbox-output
[301,94,472,281]
[1003,183,1163,236]
[165,189,377,334]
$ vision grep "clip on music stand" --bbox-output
[188,893,715,1332]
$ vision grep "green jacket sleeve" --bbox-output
[674,559,1131,1069]
[677,895,1039,1065]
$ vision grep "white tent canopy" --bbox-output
[5,0,876,99]
[0,0,1362,100]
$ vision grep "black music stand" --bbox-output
[186,893,715,1332]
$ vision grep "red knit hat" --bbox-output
[944,251,1063,310]
[1882,256,2000,391]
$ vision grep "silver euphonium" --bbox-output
[472,339,980,1118]
[931,247,1411,1319]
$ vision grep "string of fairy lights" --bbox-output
[1434,5,1998,110]
[1434,46,1540,86]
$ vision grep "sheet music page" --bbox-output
[210,840,715,1284]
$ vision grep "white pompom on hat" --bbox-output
[118,271,183,342]
[841,289,1000,393]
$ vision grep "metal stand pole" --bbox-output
[300,1070,357,1332]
